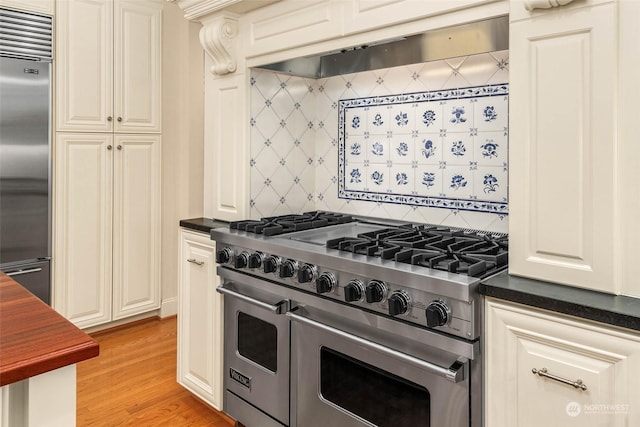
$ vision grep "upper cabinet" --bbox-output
[508,0,635,295]
[56,0,162,133]
[342,0,503,35]
[243,0,506,59]
[0,0,53,15]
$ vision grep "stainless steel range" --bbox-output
[211,211,507,427]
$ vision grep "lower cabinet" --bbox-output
[177,228,223,409]
[54,133,161,329]
[485,298,640,427]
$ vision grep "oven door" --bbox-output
[288,307,470,427]
[217,282,290,427]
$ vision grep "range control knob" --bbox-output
[234,251,249,269]
[388,291,411,316]
[344,279,364,302]
[279,259,298,279]
[263,255,281,274]
[365,280,387,303]
[316,272,337,294]
[248,252,264,269]
[216,247,233,265]
[426,300,450,327]
[298,264,317,284]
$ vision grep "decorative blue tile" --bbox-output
[338,84,509,215]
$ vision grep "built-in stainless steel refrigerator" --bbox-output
[0,8,53,304]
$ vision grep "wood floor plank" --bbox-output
[77,316,233,426]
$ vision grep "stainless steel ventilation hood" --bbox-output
[256,16,508,79]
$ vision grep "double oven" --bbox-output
[212,212,507,427]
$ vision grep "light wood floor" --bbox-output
[76,316,234,427]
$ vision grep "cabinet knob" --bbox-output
[107,116,113,122]
[117,145,122,150]
[187,258,205,266]
[107,145,113,150]
[117,117,122,122]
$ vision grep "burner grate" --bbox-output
[230,211,355,236]
[327,224,508,277]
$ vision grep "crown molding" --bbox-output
[170,0,241,21]
[170,0,278,21]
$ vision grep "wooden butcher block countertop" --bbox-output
[0,272,99,386]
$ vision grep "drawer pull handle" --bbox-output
[187,258,204,266]
[532,368,587,391]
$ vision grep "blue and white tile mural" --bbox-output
[338,85,509,215]
[249,50,509,232]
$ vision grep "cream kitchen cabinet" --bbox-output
[0,0,53,15]
[54,133,161,329]
[485,298,640,427]
[55,0,162,133]
[342,0,502,35]
[508,0,620,294]
[177,229,223,409]
[204,70,248,221]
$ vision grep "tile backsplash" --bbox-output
[249,50,509,232]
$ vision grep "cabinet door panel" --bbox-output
[205,72,247,220]
[112,134,161,319]
[344,0,500,35]
[486,299,640,427]
[177,231,222,409]
[54,133,112,328]
[113,0,162,133]
[508,4,617,292]
[56,0,113,132]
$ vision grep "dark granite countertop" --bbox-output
[480,271,640,332]
[179,217,229,234]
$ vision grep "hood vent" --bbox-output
[256,16,508,79]
[0,7,53,61]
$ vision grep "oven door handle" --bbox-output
[287,311,466,383]
[216,285,288,314]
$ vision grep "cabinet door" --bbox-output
[508,3,617,293]
[112,134,161,319]
[485,299,640,427]
[113,0,162,133]
[204,71,248,220]
[177,230,223,409]
[54,133,113,328]
[56,0,113,132]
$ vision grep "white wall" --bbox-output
[160,2,205,315]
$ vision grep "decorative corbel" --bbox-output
[199,15,239,75]
[524,0,575,11]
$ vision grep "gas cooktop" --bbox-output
[229,211,507,279]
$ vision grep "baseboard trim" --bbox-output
[160,297,178,318]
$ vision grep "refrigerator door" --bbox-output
[0,57,51,264]
[3,259,51,304]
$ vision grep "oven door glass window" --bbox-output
[320,347,430,427]
[237,312,277,372]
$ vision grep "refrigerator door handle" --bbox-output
[6,267,43,277]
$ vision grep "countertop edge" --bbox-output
[0,273,100,387]
[480,271,640,333]
[180,217,229,234]
[1,340,99,386]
